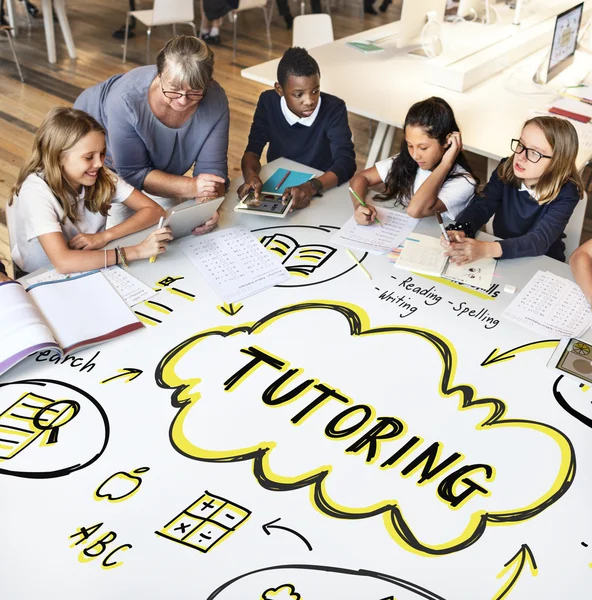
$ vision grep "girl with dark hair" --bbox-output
[351,97,477,223]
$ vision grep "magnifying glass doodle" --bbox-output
[32,400,81,445]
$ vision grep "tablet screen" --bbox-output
[239,193,291,215]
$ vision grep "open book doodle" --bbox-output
[0,271,143,377]
[260,233,336,277]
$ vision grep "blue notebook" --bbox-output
[261,168,314,195]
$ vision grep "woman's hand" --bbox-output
[68,231,109,250]
[237,176,263,201]
[131,226,173,260]
[192,173,226,199]
[354,204,377,226]
[192,209,219,235]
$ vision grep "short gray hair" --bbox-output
[156,35,214,90]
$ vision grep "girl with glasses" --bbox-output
[74,36,227,233]
[443,116,584,264]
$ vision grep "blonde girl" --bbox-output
[444,116,584,264]
[7,107,171,276]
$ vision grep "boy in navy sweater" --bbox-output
[238,47,356,210]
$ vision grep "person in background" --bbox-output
[238,47,355,211]
[0,256,10,282]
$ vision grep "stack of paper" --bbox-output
[331,207,420,255]
[502,270,592,337]
[181,226,291,302]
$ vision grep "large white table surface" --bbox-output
[242,12,592,172]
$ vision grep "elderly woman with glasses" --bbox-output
[74,35,227,233]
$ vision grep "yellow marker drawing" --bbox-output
[493,544,537,599]
[155,491,250,553]
[217,302,244,317]
[482,340,560,367]
[100,368,143,385]
[94,467,149,502]
[261,584,302,599]
[0,392,79,460]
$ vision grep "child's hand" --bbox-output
[442,131,462,167]
[192,210,219,235]
[237,176,263,200]
[444,236,487,265]
[440,229,465,249]
[354,204,377,226]
[283,183,313,210]
[134,226,173,260]
[68,231,109,250]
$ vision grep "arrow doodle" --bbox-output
[100,368,143,384]
[493,544,537,600]
[217,302,244,317]
[481,340,559,367]
[262,518,313,552]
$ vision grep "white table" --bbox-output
[2,159,591,600]
[6,0,76,63]
[242,13,592,174]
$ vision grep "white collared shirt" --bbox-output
[280,95,322,127]
[520,182,539,200]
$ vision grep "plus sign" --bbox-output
[174,522,191,534]
[200,499,217,511]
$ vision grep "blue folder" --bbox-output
[261,168,314,195]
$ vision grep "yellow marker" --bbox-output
[345,248,372,280]
[150,217,165,263]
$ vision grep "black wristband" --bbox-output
[445,222,476,239]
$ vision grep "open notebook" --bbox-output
[395,233,497,290]
[0,271,143,376]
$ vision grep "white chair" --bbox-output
[122,0,197,64]
[564,191,588,261]
[0,26,24,82]
[292,14,333,48]
[230,0,272,62]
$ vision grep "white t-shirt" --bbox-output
[7,171,134,273]
[375,156,475,220]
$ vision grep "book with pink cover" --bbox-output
[0,271,143,376]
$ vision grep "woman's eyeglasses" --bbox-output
[161,82,207,102]
[510,139,552,163]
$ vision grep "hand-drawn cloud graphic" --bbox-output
[155,301,575,555]
[0,378,109,478]
[261,583,301,600]
[207,564,445,600]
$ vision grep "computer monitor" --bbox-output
[547,2,584,82]
[398,0,447,48]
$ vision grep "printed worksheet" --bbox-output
[503,270,592,337]
[394,233,448,277]
[181,226,291,302]
[331,207,420,254]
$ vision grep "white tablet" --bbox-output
[165,197,225,238]
[234,192,294,218]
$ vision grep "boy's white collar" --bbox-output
[280,95,322,127]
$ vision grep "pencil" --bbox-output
[150,216,164,263]
[346,248,372,280]
[349,186,382,227]
[436,211,450,242]
[275,170,291,191]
